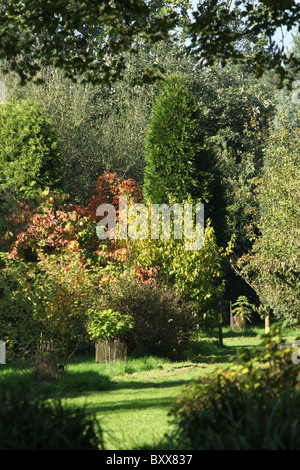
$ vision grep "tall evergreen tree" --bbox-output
[143,75,226,244]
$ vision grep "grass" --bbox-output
[1,323,300,450]
[57,324,270,449]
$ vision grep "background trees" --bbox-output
[1,3,299,373]
[235,111,300,322]
[0,0,178,85]
[232,37,300,322]
[187,0,300,85]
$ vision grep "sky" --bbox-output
[274,27,297,52]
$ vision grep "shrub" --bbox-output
[165,389,300,450]
[0,248,103,375]
[99,275,197,359]
[131,218,234,328]
[0,99,63,197]
[86,308,134,342]
[164,323,300,449]
[5,191,81,261]
[0,377,103,450]
[79,171,142,265]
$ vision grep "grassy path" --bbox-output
[63,326,267,450]
[90,363,210,449]
[4,324,299,450]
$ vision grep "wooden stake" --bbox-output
[265,314,270,334]
[218,300,223,345]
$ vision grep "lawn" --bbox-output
[2,323,299,450]
[57,324,282,450]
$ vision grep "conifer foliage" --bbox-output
[0,100,62,198]
[143,75,225,242]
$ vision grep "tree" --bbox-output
[0,0,179,85]
[234,111,300,322]
[188,0,300,85]
[0,1,299,86]
[0,99,62,198]
[143,75,226,242]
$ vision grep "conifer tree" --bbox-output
[0,99,63,198]
[143,75,226,243]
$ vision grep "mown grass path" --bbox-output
[4,324,299,450]
[62,326,270,450]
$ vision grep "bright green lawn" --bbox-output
[59,324,288,450]
[2,324,299,450]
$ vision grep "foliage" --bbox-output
[234,111,300,321]
[5,191,81,261]
[4,67,148,204]
[84,171,142,218]
[0,0,179,85]
[131,214,234,328]
[188,0,300,85]
[1,1,299,86]
[5,69,108,204]
[143,75,226,241]
[0,99,62,197]
[0,172,143,371]
[0,247,103,371]
[0,189,36,254]
[198,62,274,252]
[86,308,134,342]
[0,377,103,450]
[231,296,253,322]
[0,254,39,358]
[98,273,197,359]
[165,323,300,449]
[28,250,100,361]
[3,172,141,266]
[143,75,202,204]
[165,388,300,450]
[80,171,142,265]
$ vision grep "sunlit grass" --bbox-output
[2,323,300,450]
[59,324,269,449]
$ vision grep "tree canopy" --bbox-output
[0,1,299,85]
[188,0,300,84]
[0,0,179,85]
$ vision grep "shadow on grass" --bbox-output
[50,370,114,398]
[113,377,191,391]
[185,340,236,365]
[88,394,178,417]
[185,325,264,365]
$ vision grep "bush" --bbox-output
[0,377,103,450]
[164,323,300,449]
[100,275,197,359]
[131,219,234,328]
[165,389,300,450]
[0,247,103,374]
[0,99,63,197]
